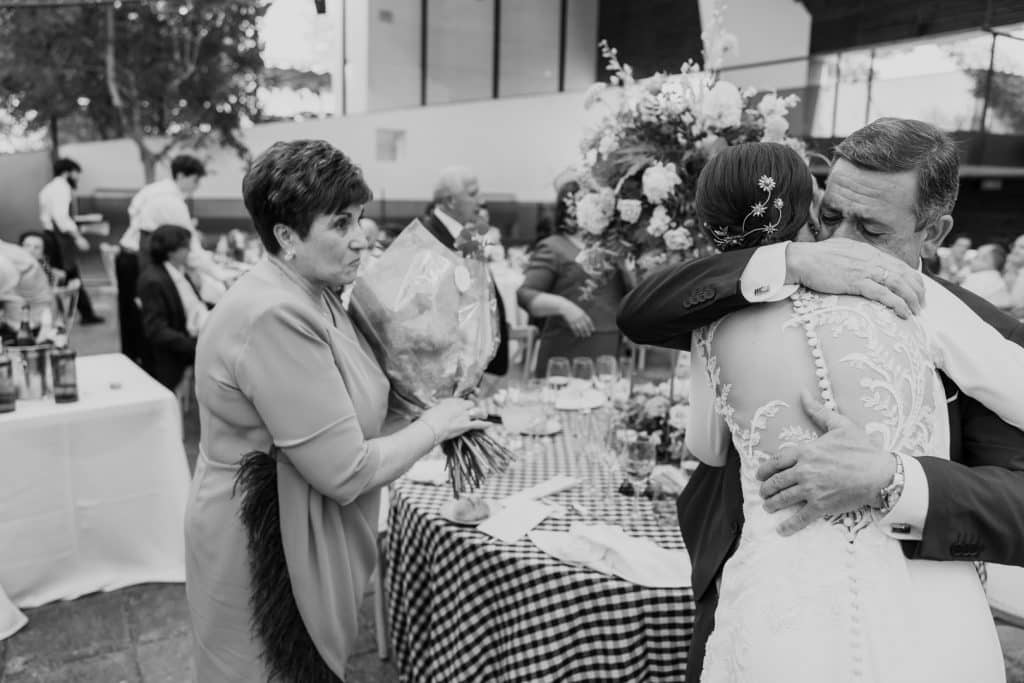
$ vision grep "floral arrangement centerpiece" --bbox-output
[349,219,514,497]
[616,380,691,466]
[571,9,804,295]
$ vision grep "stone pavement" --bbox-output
[0,584,398,682]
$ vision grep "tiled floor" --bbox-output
[4,281,1024,682]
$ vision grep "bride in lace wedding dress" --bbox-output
[688,143,1014,683]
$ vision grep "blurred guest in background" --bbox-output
[18,231,67,287]
[962,243,1011,309]
[137,225,209,391]
[517,180,633,374]
[422,166,509,376]
[117,154,214,367]
[0,239,53,331]
[37,158,103,324]
[938,234,973,283]
[1004,234,1024,317]
[478,204,506,262]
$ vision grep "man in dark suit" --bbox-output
[617,118,1024,681]
[420,166,509,377]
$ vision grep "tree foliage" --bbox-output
[0,0,269,180]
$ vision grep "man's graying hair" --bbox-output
[433,166,475,203]
[834,118,959,226]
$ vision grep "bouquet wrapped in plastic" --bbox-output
[349,219,513,496]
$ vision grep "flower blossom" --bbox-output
[663,227,694,252]
[617,198,643,224]
[642,162,682,204]
[646,205,672,238]
[701,80,743,129]
[576,189,616,235]
[668,404,690,431]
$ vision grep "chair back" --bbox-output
[98,243,120,293]
[52,282,80,332]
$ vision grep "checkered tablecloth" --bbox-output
[386,433,695,682]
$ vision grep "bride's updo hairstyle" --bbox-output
[696,142,813,252]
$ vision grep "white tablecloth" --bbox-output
[0,353,190,639]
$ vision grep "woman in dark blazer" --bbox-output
[137,224,208,390]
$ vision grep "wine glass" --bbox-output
[546,357,570,399]
[571,357,595,385]
[621,435,657,532]
[596,355,618,395]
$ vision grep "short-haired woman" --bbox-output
[517,180,633,375]
[185,140,487,681]
[137,224,209,391]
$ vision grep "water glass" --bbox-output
[595,355,618,396]
[546,357,570,397]
[621,436,657,531]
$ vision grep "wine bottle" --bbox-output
[14,305,34,347]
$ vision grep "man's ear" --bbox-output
[922,214,954,254]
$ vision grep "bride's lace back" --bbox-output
[696,288,947,683]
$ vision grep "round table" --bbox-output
[386,434,695,682]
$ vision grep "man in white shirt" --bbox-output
[961,243,1012,309]
[37,158,103,324]
[115,154,208,367]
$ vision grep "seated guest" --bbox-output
[137,224,210,391]
[517,180,634,374]
[962,243,1012,309]
[1004,234,1024,317]
[0,239,53,334]
[938,234,973,283]
[18,231,68,287]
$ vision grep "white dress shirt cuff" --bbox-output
[739,242,799,302]
[878,455,928,541]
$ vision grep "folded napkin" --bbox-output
[405,458,448,486]
[529,523,691,588]
[0,586,27,641]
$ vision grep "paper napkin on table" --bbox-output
[478,498,552,543]
[529,523,691,588]
[405,458,448,486]
[500,475,580,504]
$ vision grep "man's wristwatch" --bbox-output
[877,453,905,515]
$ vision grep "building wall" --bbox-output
[61,90,601,204]
[0,150,52,243]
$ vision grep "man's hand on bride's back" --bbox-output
[755,393,897,536]
[785,238,925,319]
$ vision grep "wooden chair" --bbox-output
[98,243,120,294]
[52,282,80,331]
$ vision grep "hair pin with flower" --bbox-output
[705,174,786,249]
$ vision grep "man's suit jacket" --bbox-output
[419,212,509,376]
[137,264,198,391]
[617,247,1024,682]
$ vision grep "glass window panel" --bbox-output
[867,31,991,134]
[832,50,872,137]
[985,28,1024,135]
[368,0,422,111]
[806,54,839,138]
[498,0,559,97]
[563,0,599,91]
[426,0,495,105]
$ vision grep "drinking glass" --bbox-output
[501,382,546,462]
[621,436,657,532]
[546,357,571,397]
[595,355,618,396]
[571,357,595,385]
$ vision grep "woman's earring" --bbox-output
[282,249,295,261]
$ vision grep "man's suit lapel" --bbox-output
[421,212,457,251]
[155,266,187,331]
